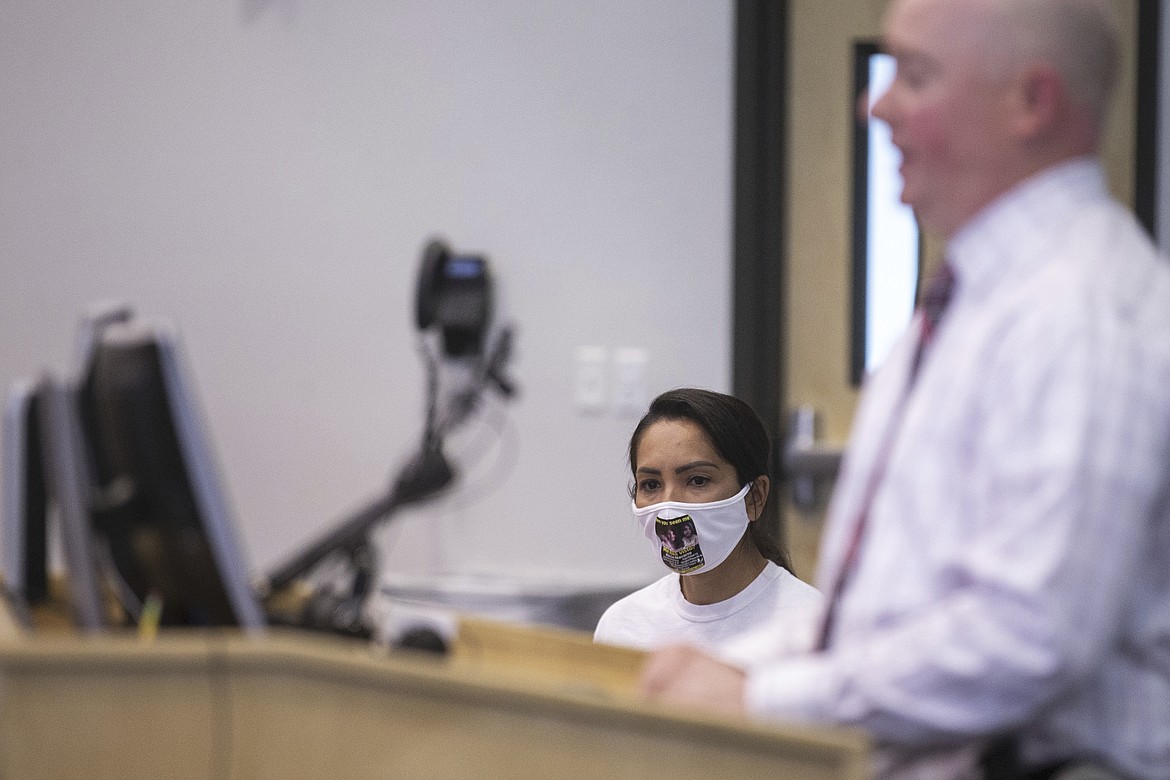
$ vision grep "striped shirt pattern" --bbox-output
[745,159,1170,780]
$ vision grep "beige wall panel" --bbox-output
[1104,0,1139,208]
[786,1,885,446]
[784,0,890,581]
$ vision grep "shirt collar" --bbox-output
[945,157,1108,300]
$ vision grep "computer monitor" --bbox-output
[38,374,109,630]
[75,319,265,632]
[2,378,48,620]
[3,374,113,630]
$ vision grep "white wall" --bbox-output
[0,0,734,591]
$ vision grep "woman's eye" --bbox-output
[638,479,660,494]
[688,475,711,488]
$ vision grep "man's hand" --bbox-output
[638,643,748,716]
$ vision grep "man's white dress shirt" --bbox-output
[744,159,1170,780]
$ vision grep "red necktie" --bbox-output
[813,263,957,651]
[910,263,957,378]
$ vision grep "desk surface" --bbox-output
[0,625,872,780]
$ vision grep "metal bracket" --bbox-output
[779,406,843,512]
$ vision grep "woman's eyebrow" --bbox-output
[674,460,720,474]
[636,460,722,476]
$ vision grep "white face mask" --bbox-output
[632,483,753,576]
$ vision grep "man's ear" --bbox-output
[746,476,771,521]
[1011,63,1063,139]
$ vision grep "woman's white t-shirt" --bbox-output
[593,562,824,666]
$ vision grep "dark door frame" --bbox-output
[731,0,789,447]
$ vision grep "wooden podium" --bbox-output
[0,619,871,779]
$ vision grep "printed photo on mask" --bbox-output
[656,515,704,572]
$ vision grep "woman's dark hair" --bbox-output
[628,388,790,571]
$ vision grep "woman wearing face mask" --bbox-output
[593,388,823,662]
